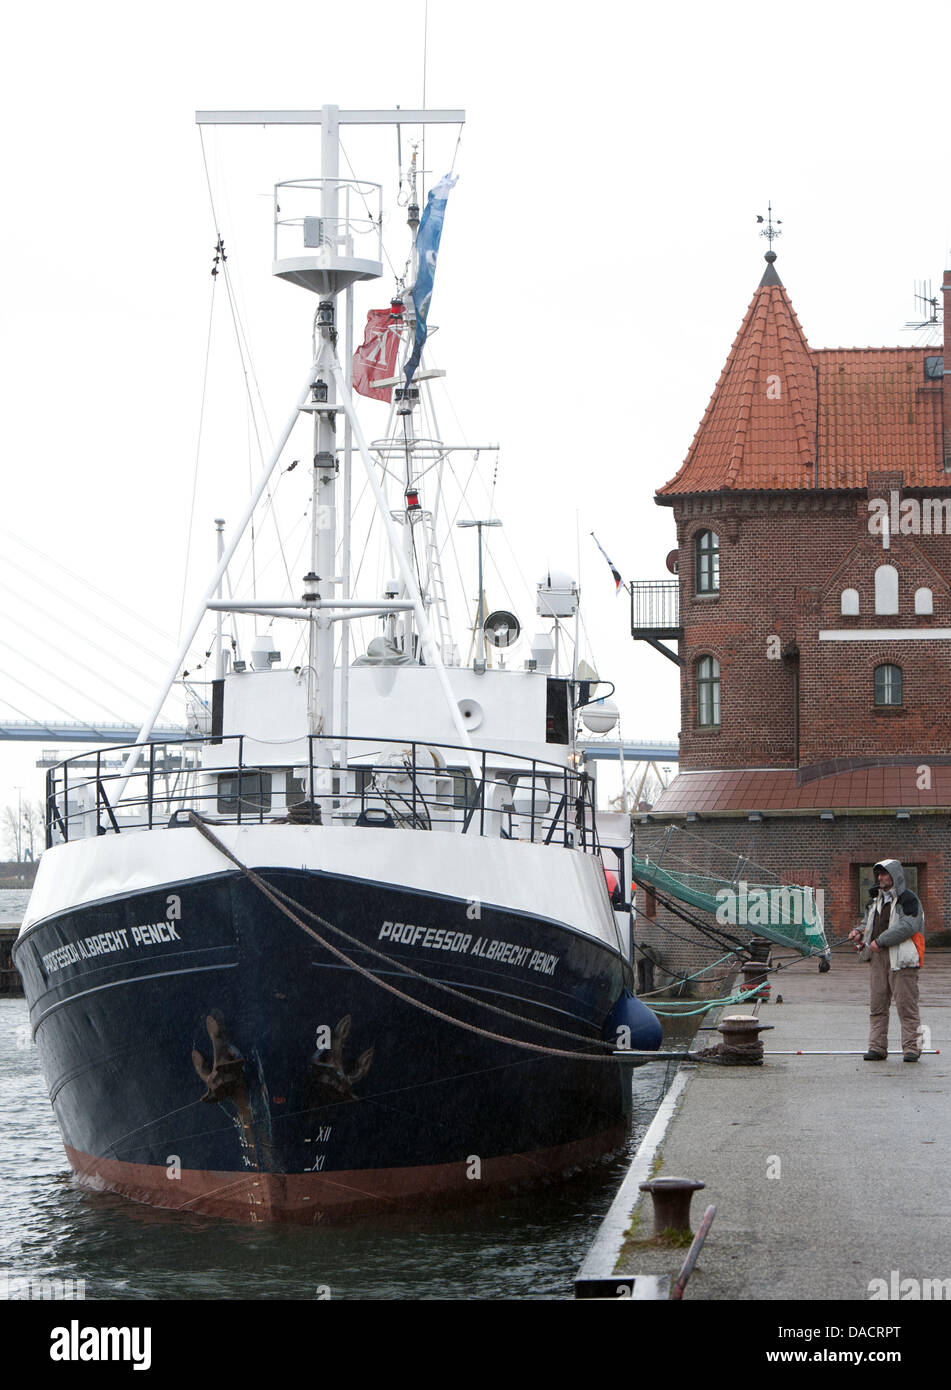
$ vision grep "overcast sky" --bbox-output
[0,0,948,830]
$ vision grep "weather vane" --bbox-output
[756,202,783,247]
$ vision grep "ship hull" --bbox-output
[15,835,634,1222]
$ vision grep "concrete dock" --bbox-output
[591,951,951,1301]
[0,926,23,996]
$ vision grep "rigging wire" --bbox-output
[176,261,219,643]
[199,130,275,453]
[196,128,295,631]
[338,136,400,284]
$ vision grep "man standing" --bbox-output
[849,859,923,1062]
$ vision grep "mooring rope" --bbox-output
[187,813,693,1063]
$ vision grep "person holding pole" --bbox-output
[848,859,924,1062]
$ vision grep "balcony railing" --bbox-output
[630,580,681,639]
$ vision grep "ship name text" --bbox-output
[41,920,183,975]
[378,921,558,975]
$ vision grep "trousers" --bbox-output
[868,948,921,1054]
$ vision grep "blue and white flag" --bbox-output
[404,172,457,388]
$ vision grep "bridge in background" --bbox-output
[0,722,680,762]
[0,722,190,744]
[578,739,678,762]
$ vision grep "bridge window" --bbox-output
[695,531,720,594]
[217,770,272,815]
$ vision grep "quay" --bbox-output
[0,927,23,995]
[578,952,950,1300]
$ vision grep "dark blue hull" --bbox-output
[15,869,637,1219]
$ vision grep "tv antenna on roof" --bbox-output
[903,279,943,335]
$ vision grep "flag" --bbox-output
[404,172,457,389]
[591,533,625,594]
[353,302,404,402]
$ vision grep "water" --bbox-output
[2,889,695,1300]
[0,992,696,1301]
[0,889,31,925]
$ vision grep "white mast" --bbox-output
[111,108,471,811]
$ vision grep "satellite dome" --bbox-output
[581,699,619,734]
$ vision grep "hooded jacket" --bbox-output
[860,859,923,969]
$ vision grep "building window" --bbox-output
[841,588,859,616]
[914,587,933,615]
[874,664,902,706]
[697,655,721,727]
[856,863,920,914]
[874,564,899,615]
[695,530,720,594]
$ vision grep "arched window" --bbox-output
[695,531,720,594]
[914,587,933,615]
[841,588,860,616]
[874,664,902,706]
[874,564,899,615]
[697,655,721,727]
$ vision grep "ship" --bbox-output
[13,105,661,1222]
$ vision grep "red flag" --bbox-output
[352,303,404,402]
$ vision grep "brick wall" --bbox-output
[633,812,949,993]
[669,488,951,770]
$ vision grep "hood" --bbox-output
[873,859,906,897]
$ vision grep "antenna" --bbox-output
[900,279,939,330]
[903,278,943,331]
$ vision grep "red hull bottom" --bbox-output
[65,1130,628,1224]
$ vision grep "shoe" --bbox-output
[863,1050,887,1060]
[903,1052,920,1063]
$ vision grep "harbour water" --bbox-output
[0,889,31,924]
[1,891,692,1300]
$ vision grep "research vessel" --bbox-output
[14,106,660,1221]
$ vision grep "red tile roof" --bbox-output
[814,348,943,489]
[650,764,951,814]
[657,263,944,497]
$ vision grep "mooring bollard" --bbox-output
[740,959,772,997]
[638,1176,706,1235]
[747,937,772,962]
[716,1013,774,1065]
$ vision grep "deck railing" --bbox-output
[45,735,601,857]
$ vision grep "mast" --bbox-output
[214,518,226,679]
[200,106,474,755]
[201,105,466,741]
[111,108,474,810]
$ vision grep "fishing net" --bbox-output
[634,824,829,957]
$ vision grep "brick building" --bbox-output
[634,251,951,985]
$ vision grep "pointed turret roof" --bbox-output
[658,252,817,495]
